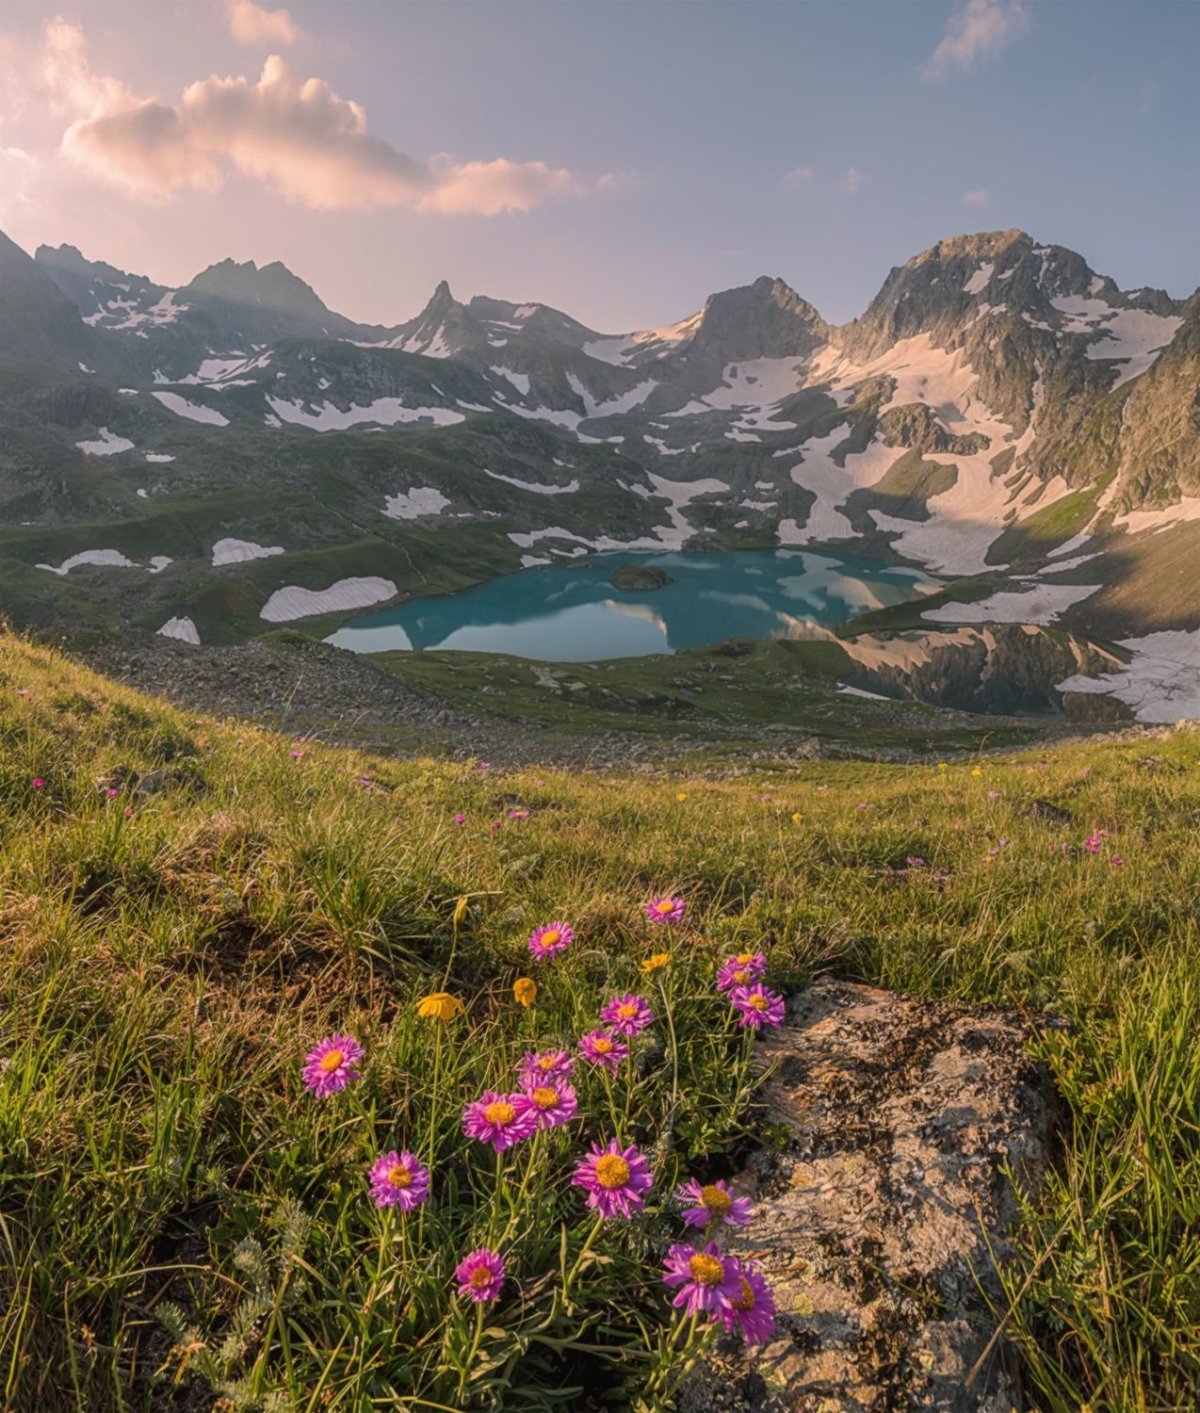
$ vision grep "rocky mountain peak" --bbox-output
[184,257,332,321]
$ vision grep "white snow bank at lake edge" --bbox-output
[260,577,398,622]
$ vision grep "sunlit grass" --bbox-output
[0,633,1197,1409]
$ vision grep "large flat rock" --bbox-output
[684,979,1061,1412]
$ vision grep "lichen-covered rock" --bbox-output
[682,979,1061,1413]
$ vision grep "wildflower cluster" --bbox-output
[296,894,782,1362]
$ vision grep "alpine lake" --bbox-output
[327,549,939,662]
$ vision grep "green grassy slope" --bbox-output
[0,634,1197,1410]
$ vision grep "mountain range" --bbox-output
[0,225,1197,720]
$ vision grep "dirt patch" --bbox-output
[683,979,1062,1412]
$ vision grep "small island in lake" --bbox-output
[611,564,674,591]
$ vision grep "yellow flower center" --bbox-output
[531,1087,558,1110]
[537,1055,557,1071]
[484,1101,516,1125]
[594,1154,631,1189]
[732,969,750,986]
[732,1276,756,1312]
[593,1037,613,1054]
[617,1003,638,1019]
[469,1266,492,1290]
[319,1050,344,1073]
[736,952,754,965]
[540,929,561,947]
[388,1164,412,1188]
[749,993,769,1011]
[699,1184,733,1216]
[655,900,675,915]
[688,1253,726,1286]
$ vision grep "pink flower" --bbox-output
[717,1258,777,1345]
[31,777,44,790]
[290,748,304,759]
[508,808,529,821]
[716,952,767,993]
[453,812,466,825]
[987,790,1001,800]
[729,985,785,1032]
[518,1048,575,1087]
[528,921,574,961]
[301,1034,364,1098]
[646,896,685,925]
[454,1247,505,1302]
[1110,854,1124,867]
[674,1178,753,1230]
[1084,835,1103,855]
[462,1091,537,1151]
[662,1241,742,1317]
[572,1139,653,1220]
[600,993,655,1037]
[577,1028,629,1070]
[516,1079,578,1131]
[368,1150,430,1210]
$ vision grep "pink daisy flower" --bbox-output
[454,1247,505,1302]
[662,1241,742,1317]
[516,1079,578,1131]
[572,1139,654,1220]
[730,985,786,1032]
[518,1048,575,1087]
[462,1091,537,1151]
[453,812,466,825]
[368,1150,430,1211]
[717,1258,777,1345]
[674,1178,753,1230]
[31,778,44,790]
[577,1028,629,1070]
[646,896,685,925]
[528,921,574,961]
[716,952,767,993]
[301,1034,364,1098]
[600,993,655,1037]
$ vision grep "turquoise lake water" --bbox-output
[326,549,938,662]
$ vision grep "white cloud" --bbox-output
[41,22,589,216]
[922,0,1030,80]
[226,1,302,47]
[840,166,864,195]
[780,166,814,191]
[962,187,991,208]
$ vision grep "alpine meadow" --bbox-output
[0,2,1198,1411]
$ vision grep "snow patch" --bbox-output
[152,391,230,426]
[37,549,137,575]
[383,487,450,519]
[483,469,580,495]
[158,616,200,645]
[260,577,398,622]
[212,538,286,566]
[267,397,464,431]
[76,427,134,456]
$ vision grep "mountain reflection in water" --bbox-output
[326,549,939,662]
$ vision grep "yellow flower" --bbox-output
[452,895,469,926]
[937,762,948,771]
[638,952,671,974]
[791,812,803,824]
[513,976,537,1007]
[676,792,688,802]
[971,767,983,777]
[416,991,463,1021]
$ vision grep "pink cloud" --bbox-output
[226,1,302,47]
[45,23,590,216]
[922,0,1030,80]
[780,166,815,192]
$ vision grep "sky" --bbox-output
[0,0,1196,331]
